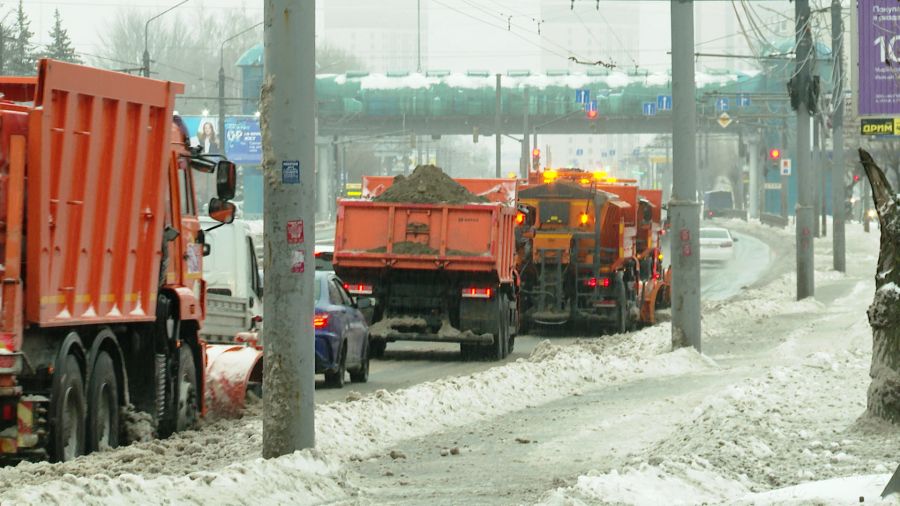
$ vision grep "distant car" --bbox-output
[315,271,371,388]
[699,227,737,263]
[703,190,735,219]
[315,245,334,271]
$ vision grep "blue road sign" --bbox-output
[575,89,590,104]
[657,95,672,111]
[642,102,657,116]
[576,148,584,156]
[609,149,616,156]
[738,94,751,108]
[716,97,730,112]
[586,99,598,112]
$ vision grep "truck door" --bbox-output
[169,159,203,291]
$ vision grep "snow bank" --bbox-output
[0,323,713,504]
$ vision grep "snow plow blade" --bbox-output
[205,344,263,418]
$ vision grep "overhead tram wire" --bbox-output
[431,0,586,63]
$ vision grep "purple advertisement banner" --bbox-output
[859,0,900,115]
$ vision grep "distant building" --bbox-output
[318,0,428,73]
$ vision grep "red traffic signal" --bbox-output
[532,148,541,157]
[768,148,781,160]
[853,174,860,182]
[586,109,599,120]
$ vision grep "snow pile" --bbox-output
[1,450,356,506]
[0,323,711,504]
[540,460,751,506]
[314,322,708,460]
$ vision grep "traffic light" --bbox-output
[768,148,781,160]
[586,108,599,120]
[853,174,860,182]
[532,148,541,172]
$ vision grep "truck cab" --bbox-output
[200,217,264,343]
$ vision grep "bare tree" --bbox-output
[858,148,900,423]
[93,7,261,109]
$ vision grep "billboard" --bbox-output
[224,116,263,165]
[180,115,222,154]
[858,0,900,115]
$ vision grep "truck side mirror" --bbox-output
[216,160,237,200]
[208,197,236,224]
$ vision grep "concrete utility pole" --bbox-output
[669,0,701,352]
[819,116,827,237]
[794,0,815,299]
[812,115,820,237]
[417,0,422,73]
[262,0,316,457]
[749,132,760,218]
[781,123,788,218]
[522,87,531,179]
[831,0,846,272]
[495,74,502,178]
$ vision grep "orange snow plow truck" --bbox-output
[333,175,518,361]
[0,60,241,462]
[516,169,669,333]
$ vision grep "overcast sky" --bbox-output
[19,0,805,74]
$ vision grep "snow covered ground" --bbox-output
[1,220,899,505]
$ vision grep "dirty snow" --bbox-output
[2,220,899,505]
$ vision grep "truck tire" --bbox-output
[487,297,507,361]
[370,339,386,359]
[87,352,120,452]
[459,343,478,361]
[350,341,370,383]
[325,343,346,388]
[174,345,199,432]
[51,354,86,462]
[615,274,629,334]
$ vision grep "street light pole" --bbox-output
[219,23,263,150]
[794,0,815,299]
[143,0,189,78]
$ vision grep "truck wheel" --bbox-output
[350,341,370,383]
[615,275,629,334]
[370,339,386,359]
[459,343,478,361]
[51,354,86,462]
[325,343,346,388]
[87,352,120,452]
[174,345,199,432]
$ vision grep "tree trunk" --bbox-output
[858,149,900,423]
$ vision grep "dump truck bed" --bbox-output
[6,60,183,326]
[334,200,516,283]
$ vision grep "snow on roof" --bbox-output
[321,69,753,92]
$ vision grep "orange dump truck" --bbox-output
[517,169,668,333]
[0,60,238,461]
[333,177,517,360]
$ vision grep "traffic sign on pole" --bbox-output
[657,95,673,111]
[575,89,590,104]
[780,158,792,175]
[716,97,730,112]
[738,94,751,107]
[643,102,657,116]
